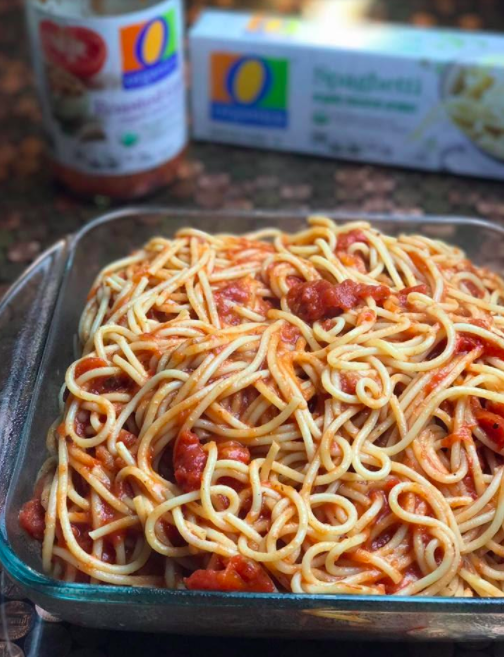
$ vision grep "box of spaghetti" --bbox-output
[190,10,504,180]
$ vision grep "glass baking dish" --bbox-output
[2,207,504,640]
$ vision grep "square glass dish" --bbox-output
[1,207,504,640]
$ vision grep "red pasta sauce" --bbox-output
[185,555,275,593]
[287,279,390,323]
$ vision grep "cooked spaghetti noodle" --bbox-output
[20,216,504,596]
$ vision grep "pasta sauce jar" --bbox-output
[26,0,187,199]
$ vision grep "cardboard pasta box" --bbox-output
[190,10,504,180]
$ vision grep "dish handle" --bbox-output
[0,241,68,512]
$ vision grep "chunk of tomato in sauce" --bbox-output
[74,412,89,437]
[486,400,504,417]
[75,357,135,396]
[453,320,504,360]
[117,430,137,448]
[287,279,390,323]
[217,441,251,465]
[217,281,250,304]
[340,372,359,395]
[474,410,504,449]
[89,373,134,396]
[455,334,484,355]
[19,498,46,541]
[396,284,428,307]
[336,229,368,251]
[72,523,93,553]
[160,520,186,548]
[455,334,504,360]
[173,430,208,493]
[184,555,275,593]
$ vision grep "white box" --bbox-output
[190,10,504,180]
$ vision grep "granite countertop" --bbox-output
[2,0,504,655]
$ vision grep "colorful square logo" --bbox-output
[120,10,178,90]
[210,52,289,128]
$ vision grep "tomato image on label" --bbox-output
[40,21,106,79]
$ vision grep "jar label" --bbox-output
[27,0,187,176]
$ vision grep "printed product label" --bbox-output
[191,10,504,180]
[28,0,186,176]
[210,52,289,128]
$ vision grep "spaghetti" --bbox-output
[19,216,504,596]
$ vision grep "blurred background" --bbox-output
[1,0,503,301]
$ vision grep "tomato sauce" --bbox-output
[75,357,108,379]
[117,430,137,449]
[173,430,208,493]
[280,323,301,345]
[455,323,504,360]
[184,555,275,593]
[441,425,473,448]
[408,251,430,275]
[218,477,247,494]
[463,280,484,298]
[385,563,423,594]
[287,279,390,323]
[336,229,368,251]
[75,411,90,438]
[462,473,478,500]
[19,498,46,541]
[308,394,326,416]
[217,441,251,465]
[425,364,455,394]
[396,284,428,307]
[474,410,504,449]
[357,308,376,326]
[113,479,134,500]
[71,523,93,553]
[286,275,303,289]
[160,520,186,548]
[95,445,115,470]
[89,373,134,396]
[340,372,366,395]
[214,280,251,326]
[338,252,366,273]
[370,525,399,551]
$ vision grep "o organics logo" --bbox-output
[120,10,178,89]
[210,53,289,128]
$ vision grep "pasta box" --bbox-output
[190,10,504,180]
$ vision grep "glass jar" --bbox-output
[26,0,187,200]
